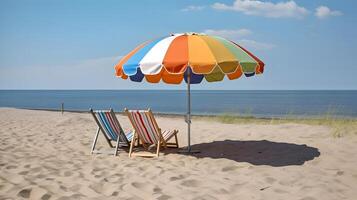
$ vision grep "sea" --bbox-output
[0,90,356,118]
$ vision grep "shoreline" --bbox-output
[2,106,356,120]
[6,107,355,137]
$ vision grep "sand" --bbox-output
[0,108,357,200]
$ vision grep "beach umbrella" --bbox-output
[114,32,264,153]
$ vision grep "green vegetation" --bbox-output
[195,113,357,138]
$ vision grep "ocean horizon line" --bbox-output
[1,89,357,91]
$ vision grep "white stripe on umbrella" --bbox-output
[139,34,183,75]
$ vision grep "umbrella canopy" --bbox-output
[114,32,264,153]
[115,33,264,83]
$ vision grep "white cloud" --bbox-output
[237,39,275,50]
[181,5,205,12]
[315,6,342,19]
[203,29,252,40]
[202,29,274,50]
[212,0,309,19]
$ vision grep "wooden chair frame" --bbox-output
[125,108,179,158]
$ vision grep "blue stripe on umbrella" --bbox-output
[129,68,145,82]
[122,37,164,76]
[184,67,204,84]
[244,72,255,77]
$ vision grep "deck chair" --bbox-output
[125,108,179,158]
[90,108,133,156]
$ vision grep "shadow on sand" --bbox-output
[179,140,320,167]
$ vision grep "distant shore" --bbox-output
[2,106,357,120]
[2,106,356,137]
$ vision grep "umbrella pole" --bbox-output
[187,70,191,152]
[179,69,200,154]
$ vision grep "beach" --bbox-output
[1,108,357,200]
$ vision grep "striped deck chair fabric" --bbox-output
[125,109,179,157]
[90,109,133,156]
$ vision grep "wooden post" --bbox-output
[61,103,64,115]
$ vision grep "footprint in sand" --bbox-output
[299,197,317,200]
[124,163,137,168]
[68,184,81,192]
[63,171,73,177]
[153,186,162,193]
[5,165,17,170]
[36,174,46,179]
[104,173,124,183]
[180,179,200,187]
[90,169,107,178]
[17,188,31,198]
[221,166,239,172]
[59,185,68,192]
[78,185,100,197]
[89,183,103,194]
[131,181,148,190]
[265,177,277,184]
[131,181,162,194]
[336,171,344,176]
[19,171,29,175]
[156,194,172,200]
[57,194,84,200]
[41,193,51,200]
[31,167,42,173]
[169,174,186,181]
[274,188,289,194]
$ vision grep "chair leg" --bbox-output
[174,134,179,148]
[156,140,161,157]
[91,127,100,154]
[137,136,140,146]
[129,132,137,158]
[162,140,167,148]
[114,135,120,156]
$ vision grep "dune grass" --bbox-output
[196,113,357,138]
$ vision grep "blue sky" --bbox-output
[0,0,356,90]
